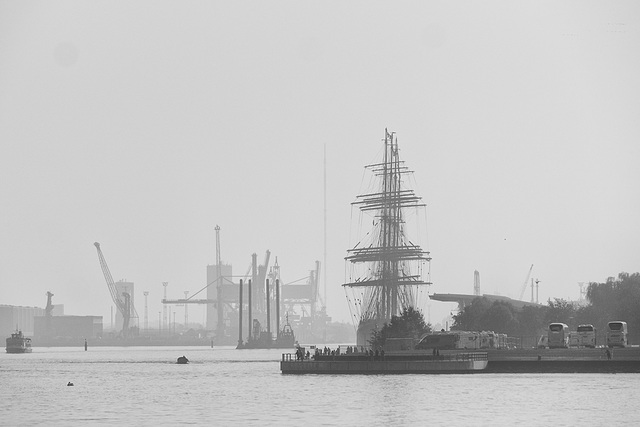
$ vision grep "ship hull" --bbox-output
[6,346,33,354]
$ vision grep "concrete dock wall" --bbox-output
[281,347,640,374]
[281,359,486,374]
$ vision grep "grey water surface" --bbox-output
[2,346,638,426]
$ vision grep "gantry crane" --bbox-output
[94,242,137,337]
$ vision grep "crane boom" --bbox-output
[94,242,130,336]
[518,264,534,301]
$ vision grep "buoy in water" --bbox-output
[177,356,189,364]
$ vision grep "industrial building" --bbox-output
[34,315,103,339]
[0,305,45,337]
[2,291,103,345]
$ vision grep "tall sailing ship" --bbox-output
[343,129,432,347]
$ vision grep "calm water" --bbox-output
[2,346,639,426]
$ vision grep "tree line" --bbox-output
[370,306,432,349]
[452,272,640,344]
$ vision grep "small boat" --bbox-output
[273,318,296,349]
[237,315,297,350]
[6,330,32,353]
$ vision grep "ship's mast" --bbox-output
[381,130,399,319]
[344,129,431,330]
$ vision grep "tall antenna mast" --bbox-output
[162,282,168,333]
[184,291,189,327]
[143,291,149,332]
[473,270,480,296]
[323,143,327,309]
[577,281,585,302]
[215,225,223,342]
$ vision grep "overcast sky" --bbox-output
[1,1,638,328]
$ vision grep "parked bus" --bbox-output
[548,323,569,348]
[606,321,628,348]
[416,330,500,350]
[571,324,596,348]
[416,333,459,350]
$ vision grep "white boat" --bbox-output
[6,330,32,353]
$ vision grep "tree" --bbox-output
[449,272,640,345]
[481,302,520,336]
[452,297,492,331]
[545,298,578,329]
[518,305,548,337]
[370,307,432,349]
[585,272,640,343]
[453,299,522,335]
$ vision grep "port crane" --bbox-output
[45,291,54,317]
[94,242,137,337]
[517,264,534,301]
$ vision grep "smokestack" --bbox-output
[276,279,280,336]
[248,279,252,341]
[251,253,257,314]
[266,279,271,337]
[238,279,243,347]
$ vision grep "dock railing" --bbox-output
[452,352,488,361]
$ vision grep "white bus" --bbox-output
[548,323,569,349]
[571,324,596,348]
[606,321,628,348]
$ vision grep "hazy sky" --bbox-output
[1,1,639,328]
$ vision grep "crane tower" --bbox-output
[518,264,534,301]
[215,225,223,342]
[94,242,139,337]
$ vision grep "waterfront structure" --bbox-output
[281,347,640,374]
[429,292,543,311]
[281,351,488,374]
